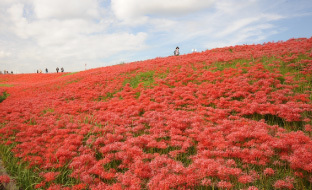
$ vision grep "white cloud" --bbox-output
[0,51,11,58]
[33,0,100,20]
[1,0,148,73]
[7,3,29,39]
[216,14,283,37]
[0,31,147,73]
[111,0,215,23]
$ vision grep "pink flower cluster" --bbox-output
[0,38,312,189]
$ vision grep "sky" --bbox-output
[0,0,312,74]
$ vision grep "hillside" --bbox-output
[0,38,312,189]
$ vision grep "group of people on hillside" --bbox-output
[0,70,13,74]
[56,67,64,73]
[36,67,64,73]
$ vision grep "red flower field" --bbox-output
[0,38,312,189]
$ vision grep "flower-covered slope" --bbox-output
[0,38,312,189]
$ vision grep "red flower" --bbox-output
[0,175,10,183]
[217,180,233,189]
[42,172,60,182]
[238,175,254,184]
[273,179,294,189]
[263,168,275,176]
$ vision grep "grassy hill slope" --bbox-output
[0,37,312,189]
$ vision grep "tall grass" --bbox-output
[0,143,40,190]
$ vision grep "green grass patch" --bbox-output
[65,79,80,85]
[104,159,128,173]
[230,58,253,66]
[0,84,14,87]
[243,113,305,131]
[143,145,180,155]
[54,165,81,188]
[156,136,170,142]
[211,61,238,72]
[97,91,117,102]
[175,145,197,167]
[132,124,150,137]
[201,58,252,73]
[96,72,157,101]
[0,91,9,103]
[123,70,156,88]
[0,143,41,190]
[24,118,37,125]
[42,108,55,115]
[60,72,78,77]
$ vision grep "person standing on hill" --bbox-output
[61,67,64,72]
[174,46,180,56]
[46,68,48,73]
[56,67,59,73]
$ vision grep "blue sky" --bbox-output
[0,0,312,73]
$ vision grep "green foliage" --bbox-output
[54,166,80,187]
[0,91,9,103]
[42,108,55,115]
[104,159,127,173]
[243,113,305,131]
[123,70,155,88]
[0,84,14,87]
[239,156,312,190]
[175,145,197,167]
[0,143,40,190]
[132,124,150,137]
[211,61,239,72]
[60,72,78,77]
[143,145,180,155]
[98,92,116,101]
[65,79,80,85]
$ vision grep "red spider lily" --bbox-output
[41,172,60,182]
[273,179,294,189]
[238,175,254,184]
[0,175,10,183]
[217,180,233,189]
[0,37,312,189]
[263,168,275,176]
